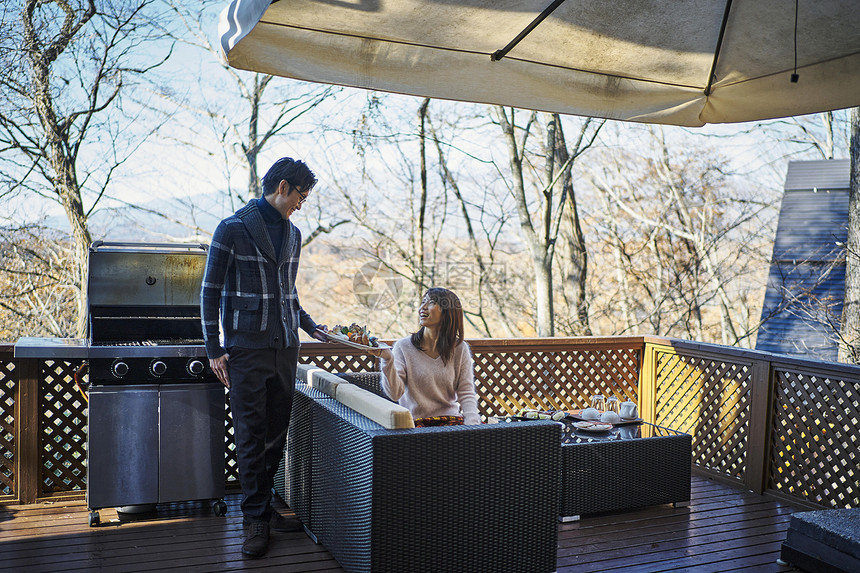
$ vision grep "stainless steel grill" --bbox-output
[14,241,227,526]
[84,241,215,385]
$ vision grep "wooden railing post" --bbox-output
[15,356,41,504]
[638,340,658,425]
[744,357,774,494]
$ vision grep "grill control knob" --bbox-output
[111,360,129,378]
[150,360,167,377]
[187,359,205,376]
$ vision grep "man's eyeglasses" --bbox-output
[295,187,309,205]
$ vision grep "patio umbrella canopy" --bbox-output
[219,0,860,127]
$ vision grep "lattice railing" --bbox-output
[2,337,858,510]
[312,339,644,420]
[224,399,238,484]
[0,349,15,498]
[300,351,377,374]
[40,361,87,493]
[769,367,859,508]
[644,338,860,509]
[468,340,641,418]
[652,348,753,481]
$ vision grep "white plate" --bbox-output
[573,421,613,432]
[325,332,389,351]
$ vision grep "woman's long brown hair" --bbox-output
[410,288,464,364]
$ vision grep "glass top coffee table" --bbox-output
[491,416,692,520]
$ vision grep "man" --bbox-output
[201,157,327,558]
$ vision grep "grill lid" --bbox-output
[88,241,208,308]
[15,242,212,361]
[87,241,209,344]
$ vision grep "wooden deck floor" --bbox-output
[0,475,803,572]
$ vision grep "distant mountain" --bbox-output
[43,192,235,244]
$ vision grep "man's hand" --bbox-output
[210,354,230,388]
[312,325,328,342]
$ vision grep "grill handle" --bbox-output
[90,241,208,253]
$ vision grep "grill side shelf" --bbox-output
[13,337,88,359]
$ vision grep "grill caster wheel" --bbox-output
[213,500,227,517]
[88,511,100,527]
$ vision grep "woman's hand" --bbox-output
[367,346,393,361]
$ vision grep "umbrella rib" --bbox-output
[710,48,860,89]
[490,0,569,62]
[704,0,734,96]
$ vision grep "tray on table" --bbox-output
[564,409,643,425]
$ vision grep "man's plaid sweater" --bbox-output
[201,200,317,359]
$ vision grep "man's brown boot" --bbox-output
[242,521,270,558]
[270,511,304,532]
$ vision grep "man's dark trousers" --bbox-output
[228,346,299,522]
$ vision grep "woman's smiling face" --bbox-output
[418,295,442,329]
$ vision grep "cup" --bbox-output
[606,396,619,414]
[590,394,605,411]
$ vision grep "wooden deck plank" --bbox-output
[557,477,800,573]
[0,476,803,572]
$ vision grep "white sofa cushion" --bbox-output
[335,384,415,429]
[308,368,346,398]
[304,366,414,429]
[297,363,325,385]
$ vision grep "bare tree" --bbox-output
[425,108,518,336]
[0,222,77,340]
[785,111,842,160]
[318,95,447,334]
[0,0,170,336]
[319,97,536,337]
[839,107,860,363]
[588,126,773,345]
[493,107,602,336]
[164,1,336,199]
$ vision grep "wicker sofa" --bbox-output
[275,364,561,573]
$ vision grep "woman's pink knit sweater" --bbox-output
[380,338,481,425]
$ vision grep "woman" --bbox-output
[369,288,481,426]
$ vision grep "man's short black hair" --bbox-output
[261,157,317,196]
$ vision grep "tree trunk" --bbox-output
[563,200,591,335]
[534,254,554,336]
[555,116,591,336]
[494,108,601,337]
[494,107,552,335]
[523,201,555,336]
[56,168,92,338]
[25,0,94,337]
[417,98,429,298]
[246,74,264,199]
[839,107,860,363]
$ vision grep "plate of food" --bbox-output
[326,323,390,351]
[572,420,613,432]
[518,408,567,421]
